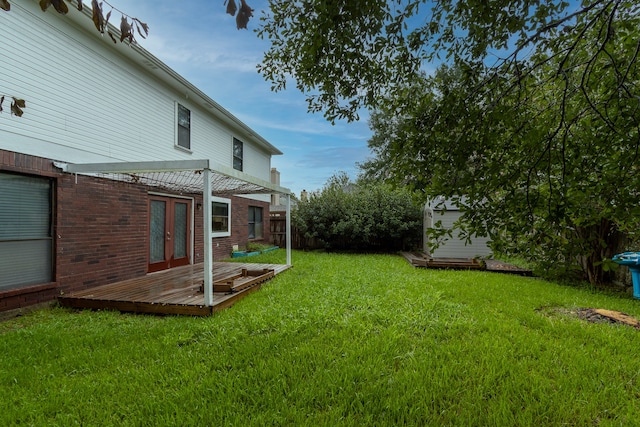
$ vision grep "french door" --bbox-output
[148,196,191,272]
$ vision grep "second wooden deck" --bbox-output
[57,262,291,316]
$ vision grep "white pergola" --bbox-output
[54,159,292,307]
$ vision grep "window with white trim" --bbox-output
[248,206,263,239]
[233,138,243,171]
[176,103,191,150]
[211,196,231,237]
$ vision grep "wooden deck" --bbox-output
[401,252,533,275]
[57,262,292,316]
[401,252,485,269]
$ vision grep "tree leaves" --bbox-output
[10,97,25,117]
[257,0,405,122]
[88,1,148,44]
[2,0,84,12]
[91,0,105,33]
[11,0,151,45]
[119,15,132,42]
[257,0,640,282]
[0,96,25,117]
[256,0,639,126]
[118,15,149,43]
[225,0,236,16]
[39,0,69,14]
[294,173,422,251]
[363,50,640,283]
[236,0,253,29]
[223,0,254,30]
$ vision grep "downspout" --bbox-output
[286,193,292,266]
[203,168,214,306]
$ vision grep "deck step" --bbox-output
[213,268,275,293]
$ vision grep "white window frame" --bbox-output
[211,196,231,238]
[233,137,243,171]
[175,102,192,152]
[248,205,263,240]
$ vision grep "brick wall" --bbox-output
[1,149,273,313]
[56,174,149,292]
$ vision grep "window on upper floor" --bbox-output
[233,138,243,171]
[176,103,191,150]
[248,206,263,239]
[0,173,53,291]
[211,196,231,238]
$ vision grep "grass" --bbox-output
[3,250,640,426]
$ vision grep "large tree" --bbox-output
[257,0,640,283]
[257,1,639,123]
[361,59,639,282]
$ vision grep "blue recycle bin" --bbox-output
[612,252,640,299]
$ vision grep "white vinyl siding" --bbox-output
[242,143,272,182]
[0,2,273,184]
[423,202,492,259]
[0,5,174,161]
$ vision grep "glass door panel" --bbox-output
[171,202,189,267]
[149,200,166,264]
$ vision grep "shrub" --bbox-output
[294,173,422,251]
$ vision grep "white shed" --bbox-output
[423,198,493,259]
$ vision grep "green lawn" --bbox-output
[3,250,640,426]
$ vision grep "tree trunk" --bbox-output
[578,219,625,284]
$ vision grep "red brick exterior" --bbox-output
[56,174,149,290]
[0,149,271,313]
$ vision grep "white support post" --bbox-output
[286,193,292,266]
[203,168,214,306]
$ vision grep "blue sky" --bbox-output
[112,0,372,198]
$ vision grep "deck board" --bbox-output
[58,262,292,316]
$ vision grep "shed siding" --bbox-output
[424,206,493,259]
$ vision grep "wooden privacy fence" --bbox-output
[270,217,323,250]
